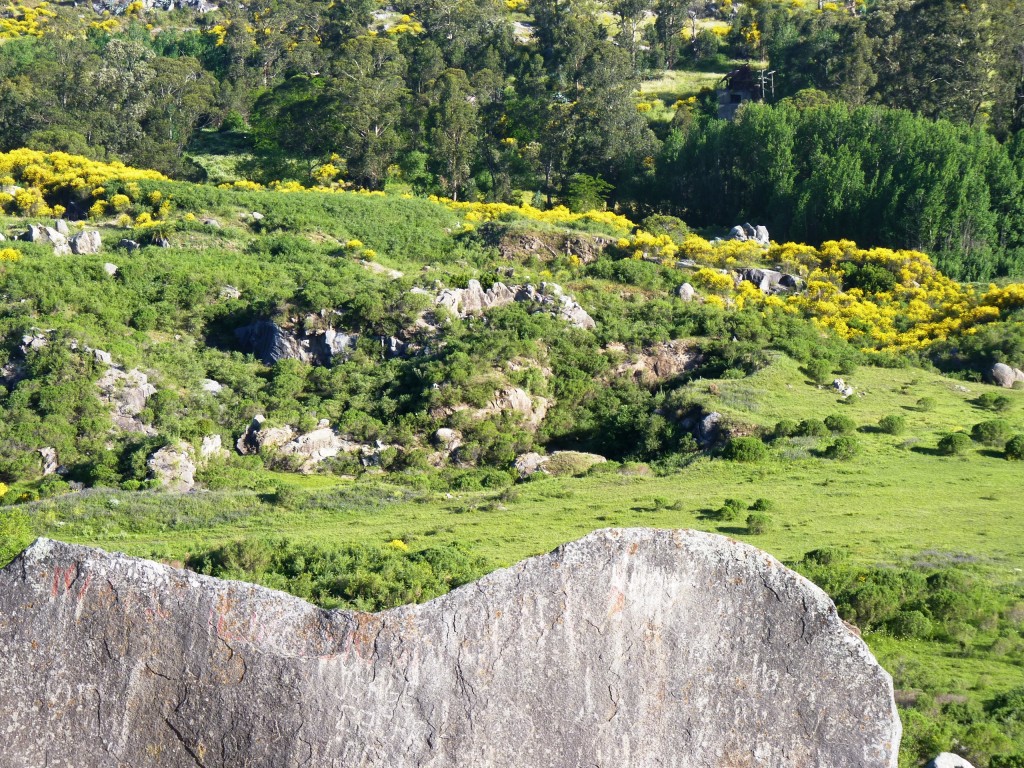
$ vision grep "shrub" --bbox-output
[824,414,856,434]
[976,392,1013,412]
[1005,434,1024,461]
[717,497,747,521]
[772,419,798,439]
[916,396,937,411]
[825,436,860,460]
[795,418,830,438]
[805,359,834,385]
[878,414,906,435]
[746,512,774,535]
[801,547,848,566]
[971,419,1013,446]
[939,432,973,455]
[722,436,768,462]
[749,498,775,512]
[888,610,933,639]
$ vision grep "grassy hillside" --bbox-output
[0,151,1022,765]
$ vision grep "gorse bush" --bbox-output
[824,414,856,434]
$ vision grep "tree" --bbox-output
[427,69,479,200]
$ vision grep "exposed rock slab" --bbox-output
[989,362,1024,388]
[437,279,595,330]
[0,529,899,767]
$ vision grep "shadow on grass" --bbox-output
[978,449,1006,460]
[717,526,749,536]
[910,446,949,457]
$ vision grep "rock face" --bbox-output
[234,319,358,366]
[96,366,157,433]
[989,362,1024,388]
[0,529,900,767]
[735,267,803,294]
[437,279,596,330]
[146,442,197,492]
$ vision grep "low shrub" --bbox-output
[795,419,830,438]
[1005,434,1024,461]
[824,414,856,434]
[746,512,774,535]
[805,359,834,386]
[878,414,907,435]
[717,497,747,521]
[825,436,860,460]
[749,498,776,512]
[976,392,1013,412]
[916,396,937,411]
[972,419,1013,446]
[722,436,768,462]
[772,419,798,440]
[939,432,973,455]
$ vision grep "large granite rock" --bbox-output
[146,442,197,492]
[926,754,975,768]
[0,529,900,767]
[989,362,1024,388]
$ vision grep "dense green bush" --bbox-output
[1005,435,1024,461]
[972,419,1013,446]
[824,414,856,434]
[772,419,798,440]
[746,512,774,535]
[976,393,1013,412]
[825,436,860,460]
[917,396,937,411]
[795,419,830,438]
[888,610,933,639]
[878,414,907,435]
[722,437,768,462]
[716,497,748,521]
[749,498,776,512]
[939,432,973,455]
[805,359,835,386]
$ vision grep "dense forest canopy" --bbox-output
[0,0,1020,278]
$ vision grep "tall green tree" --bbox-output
[427,69,480,200]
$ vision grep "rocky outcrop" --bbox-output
[436,280,596,330]
[611,339,701,384]
[514,450,607,478]
[989,362,1024,388]
[479,386,549,428]
[234,319,357,366]
[677,282,696,302]
[96,366,157,433]
[38,447,58,476]
[70,229,102,255]
[236,415,295,455]
[0,529,900,767]
[20,223,70,255]
[728,223,770,246]
[91,0,218,12]
[147,442,196,492]
[833,377,855,398]
[734,267,803,294]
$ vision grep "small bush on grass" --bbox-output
[939,432,972,455]
[824,414,856,434]
[805,359,834,385]
[825,436,860,460]
[1005,434,1024,461]
[746,512,774,535]
[722,437,767,462]
[972,419,1012,446]
[795,419,830,438]
[878,415,906,435]
[716,498,747,521]
[916,396,936,411]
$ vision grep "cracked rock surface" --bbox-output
[0,529,900,767]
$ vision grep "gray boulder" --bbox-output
[38,447,59,476]
[677,282,696,302]
[728,225,748,241]
[117,239,140,252]
[435,281,595,330]
[200,434,225,460]
[96,367,156,418]
[697,411,723,448]
[736,267,784,293]
[926,754,976,768]
[432,427,463,452]
[513,451,548,478]
[55,219,70,236]
[201,378,223,394]
[21,223,70,255]
[103,262,118,277]
[989,362,1024,388]
[70,229,102,255]
[0,529,900,767]
[236,415,296,455]
[754,225,770,245]
[146,442,196,492]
